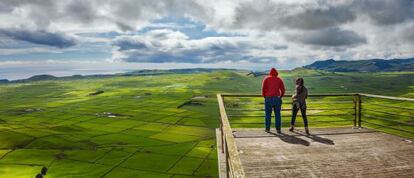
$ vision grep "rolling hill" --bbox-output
[304,58,414,72]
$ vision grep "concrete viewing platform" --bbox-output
[217,127,414,178]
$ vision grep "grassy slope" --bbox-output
[0,71,259,178]
[0,69,413,177]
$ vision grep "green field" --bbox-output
[0,69,413,177]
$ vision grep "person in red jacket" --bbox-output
[262,68,285,133]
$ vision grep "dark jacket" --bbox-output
[292,86,308,109]
[261,68,285,97]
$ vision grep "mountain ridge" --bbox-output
[0,68,241,83]
[303,58,414,72]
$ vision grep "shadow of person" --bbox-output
[293,130,335,145]
[271,132,310,146]
[308,134,335,145]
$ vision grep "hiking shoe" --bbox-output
[276,129,282,134]
[289,126,294,132]
[265,129,270,133]
[305,128,310,135]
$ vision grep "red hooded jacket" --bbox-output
[262,68,285,97]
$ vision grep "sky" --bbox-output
[0,0,413,79]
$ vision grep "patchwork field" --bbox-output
[0,69,413,177]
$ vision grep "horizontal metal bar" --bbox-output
[230,120,353,125]
[228,113,353,117]
[226,107,355,112]
[233,101,353,106]
[307,101,354,104]
[363,114,413,126]
[361,120,414,134]
[232,102,293,105]
[232,102,264,105]
[359,93,414,102]
[221,93,358,97]
[364,102,414,112]
[363,108,413,118]
[227,108,287,111]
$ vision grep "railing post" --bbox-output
[358,94,362,128]
[353,94,357,128]
[225,137,230,178]
[219,110,224,154]
[220,117,224,153]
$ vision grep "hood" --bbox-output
[269,68,278,76]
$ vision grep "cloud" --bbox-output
[198,0,414,31]
[112,29,287,63]
[64,0,97,24]
[287,27,366,47]
[0,1,412,33]
[1,0,413,32]
[220,0,356,31]
[0,0,206,32]
[356,0,414,25]
[0,28,77,48]
[279,5,356,30]
[0,0,413,67]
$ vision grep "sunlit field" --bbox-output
[0,69,413,177]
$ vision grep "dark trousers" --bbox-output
[264,97,282,130]
[291,105,308,127]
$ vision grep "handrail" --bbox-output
[226,107,355,111]
[221,93,357,97]
[217,94,245,178]
[359,93,414,102]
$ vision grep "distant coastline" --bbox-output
[0,68,240,83]
[1,57,414,82]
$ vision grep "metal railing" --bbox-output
[358,93,414,134]
[217,93,414,178]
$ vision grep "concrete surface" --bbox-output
[218,127,414,178]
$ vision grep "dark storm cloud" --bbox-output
[279,6,356,30]
[64,0,97,23]
[287,27,366,47]
[0,29,77,48]
[226,0,414,32]
[355,0,414,25]
[231,0,357,31]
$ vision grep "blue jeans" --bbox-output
[264,97,282,130]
